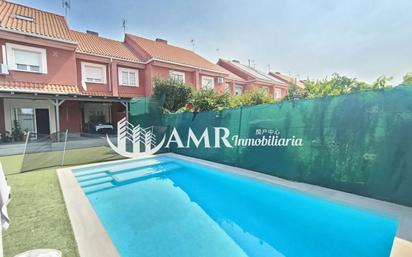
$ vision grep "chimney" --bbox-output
[155,38,168,44]
[86,30,99,36]
[232,59,240,63]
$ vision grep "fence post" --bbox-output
[19,131,30,172]
[237,107,244,165]
[61,129,69,166]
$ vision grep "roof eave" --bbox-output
[151,58,228,76]
[0,27,78,46]
[75,50,144,64]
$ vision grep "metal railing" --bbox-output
[19,130,124,172]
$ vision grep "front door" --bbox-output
[35,109,50,135]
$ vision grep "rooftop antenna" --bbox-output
[267,64,271,73]
[121,19,127,34]
[248,59,251,67]
[216,48,220,57]
[190,39,195,52]
[251,60,256,69]
[62,0,71,17]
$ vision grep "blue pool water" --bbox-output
[73,156,398,257]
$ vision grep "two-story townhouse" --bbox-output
[0,1,137,139]
[68,30,146,132]
[124,34,236,94]
[0,1,80,136]
[217,59,289,99]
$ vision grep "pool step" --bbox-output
[112,163,182,184]
[75,159,163,178]
[80,176,113,188]
[74,169,109,178]
[76,172,109,182]
[83,182,116,194]
[107,160,166,175]
[75,159,183,194]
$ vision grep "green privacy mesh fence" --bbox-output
[130,86,412,207]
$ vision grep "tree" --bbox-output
[371,75,392,89]
[152,78,193,112]
[192,89,231,112]
[299,73,392,99]
[402,72,412,85]
[286,83,307,100]
[230,88,275,107]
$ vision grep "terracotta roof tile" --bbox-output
[220,59,287,86]
[0,1,73,41]
[0,81,138,98]
[70,30,142,62]
[219,66,245,83]
[269,71,305,88]
[126,34,227,73]
[0,81,80,95]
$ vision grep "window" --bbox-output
[15,14,34,22]
[6,43,47,73]
[81,62,107,84]
[202,76,215,90]
[118,67,139,86]
[89,111,105,122]
[169,70,185,83]
[274,88,282,99]
[13,108,35,133]
[235,85,244,95]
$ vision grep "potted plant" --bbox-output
[12,120,24,142]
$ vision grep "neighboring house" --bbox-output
[0,1,132,136]
[217,59,288,99]
[124,34,233,94]
[268,71,305,89]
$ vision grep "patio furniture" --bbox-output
[0,131,12,143]
[14,249,62,257]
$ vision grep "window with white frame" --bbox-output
[201,76,215,90]
[234,85,244,95]
[6,43,47,73]
[274,88,282,99]
[81,62,107,84]
[118,67,139,86]
[169,70,185,83]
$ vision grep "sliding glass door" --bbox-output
[13,108,36,133]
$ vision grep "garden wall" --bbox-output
[131,86,412,207]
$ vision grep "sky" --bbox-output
[14,0,412,84]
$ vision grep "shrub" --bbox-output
[153,78,193,112]
[192,89,231,112]
[230,89,274,108]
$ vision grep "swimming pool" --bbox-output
[72,156,398,257]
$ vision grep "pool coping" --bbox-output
[58,153,412,257]
[58,165,121,257]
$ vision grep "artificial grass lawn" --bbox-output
[0,146,124,257]
[0,154,79,257]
